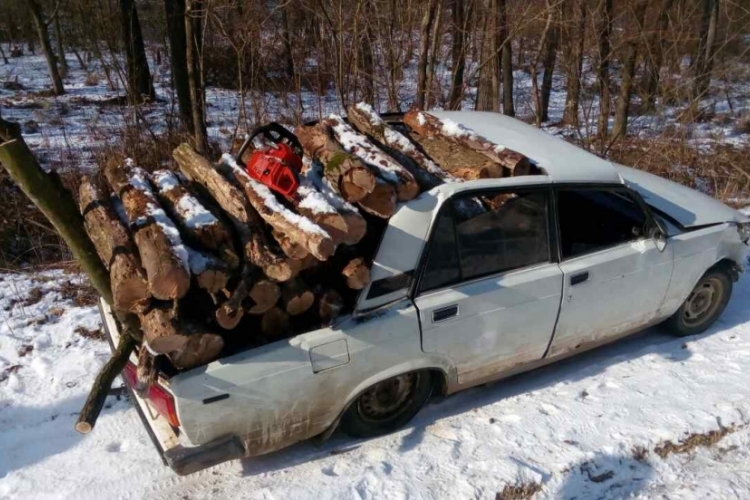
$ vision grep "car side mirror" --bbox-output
[649,220,667,252]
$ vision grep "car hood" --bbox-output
[615,164,749,228]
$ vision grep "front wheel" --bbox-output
[340,371,434,438]
[664,268,733,337]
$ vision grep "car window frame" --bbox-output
[552,183,657,262]
[413,185,556,297]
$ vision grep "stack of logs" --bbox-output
[78,105,533,385]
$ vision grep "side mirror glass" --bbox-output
[654,230,667,252]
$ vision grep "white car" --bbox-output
[101,111,750,475]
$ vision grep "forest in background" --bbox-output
[1,0,750,268]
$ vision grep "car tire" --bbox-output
[340,370,434,439]
[664,267,733,337]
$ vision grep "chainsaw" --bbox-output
[235,123,304,199]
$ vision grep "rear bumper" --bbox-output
[99,299,246,475]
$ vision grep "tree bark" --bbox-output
[53,12,68,77]
[280,278,315,316]
[476,0,499,112]
[498,0,514,116]
[164,0,194,132]
[692,0,720,102]
[186,247,229,293]
[595,0,613,142]
[448,0,471,110]
[247,280,281,315]
[318,288,343,324]
[415,0,440,109]
[540,1,560,123]
[642,0,674,111]
[612,0,648,140]
[27,0,65,95]
[185,0,208,153]
[104,163,191,300]
[562,0,586,126]
[79,177,150,313]
[119,0,155,103]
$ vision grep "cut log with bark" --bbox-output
[166,324,224,370]
[272,229,309,260]
[280,278,315,316]
[347,102,452,189]
[135,344,158,395]
[357,179,397,218]
[187,247,229,294]
[261,307,290,338]
[325,115,419,201]
[173,143,291,282]
[301,159,367,246]
[404,109,531,176]
[294,178,350,246]
[140,303,184,354]
[247,280,281,314]
[295,123,376,202]
[78,177,150,313]
[341,257,371,290]
[288,254,319,278]
[221,154,335,261]
[104,161,191,300]
[318,288,344,324]
[151,169,239,269]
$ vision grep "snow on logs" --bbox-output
[403,109,531,177]
[103,161,191,301]
[78,177,151,313]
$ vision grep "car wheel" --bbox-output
[340,371,434,438]
[665,268,733,337]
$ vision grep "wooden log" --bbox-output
[151,169,239,269]
[404,109,531,176]
[324,115,419,201]
[281,278,315,316]
[295,123,376,202]
[187,247,229,294]
[272,229,309,260]
[247,280,281,315]
[347,102,452,189]
[140,303,185,354]
[288,254,319,278]
[166,324,225,370]
[104,161,191,300]
[221,154,335,261]
[79,177,150,313]
[215,301,244,330]
[135,344,158,396]
[173,143,291,281]
[318,288,344,324]
[294,178,350,246]
[301,159,367,246]
[341,257,371,290]
[357,179,397,218]
[261,306,290,338]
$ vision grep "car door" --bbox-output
[546,186,674,358]
[414,186,564,387]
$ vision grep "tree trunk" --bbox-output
[540,1,560,122]
[498,0,514,116]
[595,0,613,142]
[119,0,155,103]
[415,0,440,109]
[692,0,720,102]
[476,0,499,112]
[562,0,586,126]
[642,0,674,111]
[612,0,648,140]
[53,13,68,77]
[530,0,555,126]
[341,257,371,290]
[280,278,314,316]
[280,4,295,80]
[185,0,209,153]
[164,0,194,132]
[448,0,470,110]
[27,0,65,95]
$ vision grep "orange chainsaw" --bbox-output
[235,123,304,198]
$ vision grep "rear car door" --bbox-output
[546,186,674,358]
[414,187,564,386]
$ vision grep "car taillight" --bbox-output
[122,363,180,428]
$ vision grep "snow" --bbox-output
[3,267,750,498]
[301,157,360,214]
[220,153,331,238]
[186,247,211,275]
[153,170,219,229]
[128,166,190,272]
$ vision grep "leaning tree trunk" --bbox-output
[185,0,209,154]
[119,0,156,103]
[164,0,194,132]
[28,0,65,95]
[0,117,138,434]
[612,0,648,141]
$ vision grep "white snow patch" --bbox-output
[153,169,219,229]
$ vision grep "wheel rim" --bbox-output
[683,276,724,327]
[357,373,418,423]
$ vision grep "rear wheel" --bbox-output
[340,371,434,438]
[665,268,732,337]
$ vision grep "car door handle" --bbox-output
[570,271,589,286]
[432,305,459,322]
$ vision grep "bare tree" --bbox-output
[612,0,648,140]
[476,0,500,111]
[692,0,720,102]
[185,0,208,153]
[540,0,561,122]
[28,0,65,95]
[119,0,155,102]
[595,0,613,142]
[498,0,514,116]
[642,0,674,111]
[448,0,472,110]
[164,0,193,132]
[53,8,68,77]
[562,0,586,126]
[529,0,555,126]
[416,0,440,109]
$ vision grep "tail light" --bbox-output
[122,363,180,428]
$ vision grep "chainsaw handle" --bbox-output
[236,123,303,163]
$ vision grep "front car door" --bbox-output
[414,186,563,387]
[546,186,674,358]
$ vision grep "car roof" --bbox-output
[426,111,623,185]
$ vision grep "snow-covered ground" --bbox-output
[1,268,750,500]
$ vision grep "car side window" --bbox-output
[556,188,648,259]
[419,189,550,293]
